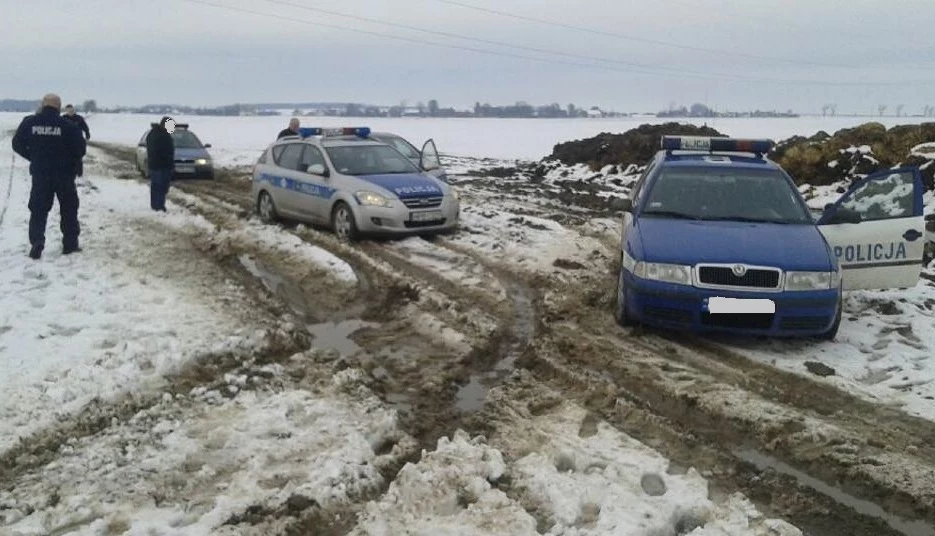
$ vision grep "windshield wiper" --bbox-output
[701,216,792,224]
[641,210,702,220]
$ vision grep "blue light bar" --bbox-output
[661,135,774,154]
[299,127,370,138]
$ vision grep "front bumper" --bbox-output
[172,163,214,179]
[621,269,840,336]
[354,196,460,235]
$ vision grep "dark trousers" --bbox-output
[149,168,171,210]
[28,174,80,250]
[76,159,83,177]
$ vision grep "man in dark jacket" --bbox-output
[12,93,86,259]
[62,104,91,177]
[277,118,300,139]
[146,116,175,211]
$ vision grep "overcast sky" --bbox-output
[2,0,934,113]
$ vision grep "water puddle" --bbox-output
[455,277,537,413]
[306,319,378,357]
[238,254,311,320]
[735,448,935,536]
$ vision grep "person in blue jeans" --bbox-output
[146,116,175,211]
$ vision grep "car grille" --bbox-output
[696,265,781,289]
[701,312,774,330]
[779,316,831,331]
[402,197,442,209]
[175,158,195,164]
[404,218,446,228]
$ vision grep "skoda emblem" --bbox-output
[731,264,747,277]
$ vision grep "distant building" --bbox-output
[587,107,604,118]
[402,107,422,117]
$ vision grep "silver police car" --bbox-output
[251,127,459,241]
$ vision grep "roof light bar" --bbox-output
[661,135,774,154]
[299,127,371,138]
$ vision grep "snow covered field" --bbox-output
[4,111,934,162]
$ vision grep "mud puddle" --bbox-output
[455,274,537,412]
[238,254,311,320]
[736,448,935,536]
[307,319,379,357]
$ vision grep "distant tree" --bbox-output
[416,101,426,113]
[689,103,712,117]
[878,104,887,116]
[830,104,837,116]
[821,104,829,117]
[567,103,576,116]
[81,99,97,113]
[896,104,905,117]
[292,108,302,116]
[427,99,439,116]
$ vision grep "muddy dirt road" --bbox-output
[38,142,935,535]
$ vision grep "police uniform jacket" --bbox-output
[63,113,91,139]
[145,123,175,170]
[12,106,86,177]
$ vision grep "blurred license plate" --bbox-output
[708,297,775,314]
[410,210,442,222]
[176,165,195,173]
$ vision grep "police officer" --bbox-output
[12,93,86,259]
[277,117,300,139]
[62,104,91,177]
[146,116,175,211]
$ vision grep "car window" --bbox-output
[271,145,286,163]
[376,136,421,160]
[140,132,148,145]
[277,144,305,171]
[836,171,915,221]
[257,150,268,165]
[631,161,656,203]
[642,166,813,224]
[171,130,203,149]
[324,145,420,175]
[301,145,326,168]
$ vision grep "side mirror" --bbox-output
[925,213,935,222]
[138,142,145,147]
[204,143,212,148]
[611,198,633,212]
[308,163,328,177]
[824,203,834,211]
[826,207,861,224]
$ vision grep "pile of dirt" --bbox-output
[771,122,935,188]
[548,122,727,170]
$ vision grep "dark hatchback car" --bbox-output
[136,123,214,179]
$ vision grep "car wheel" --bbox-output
[257,191,279,223]
[817,298,842,341]
[331,202,359,242]
[614,256,637,327]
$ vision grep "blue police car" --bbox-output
[614,136,926,339]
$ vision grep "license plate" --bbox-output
[707,297,775,314]
[175,165,195,173]
[409,210,442,222]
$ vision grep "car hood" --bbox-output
[356,173,445,199]
[636,218,833,271]
[174,147,209,159]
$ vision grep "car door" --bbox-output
[295,144,332,223]
[272,143,307,217]
[136,131,149,171]
[420,139,443,177]
[817,167,925,290]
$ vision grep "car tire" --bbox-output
[614,257,637,327]
[817,298,842,341]
[257,191,279,224]
[331,201,359,242]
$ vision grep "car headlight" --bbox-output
[355,190,393,208]
[195,158,209,165]
[784,271,836,291]
[633,261,692,285]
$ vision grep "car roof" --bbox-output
[658,152,781,172]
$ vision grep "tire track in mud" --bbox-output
[427,226,935,535]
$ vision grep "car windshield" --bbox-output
[325,144,420,175]
[641,167,813,224]
[171,130,203,149]
[373,135,421,160]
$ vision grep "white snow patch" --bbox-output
[3,388,409,535]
